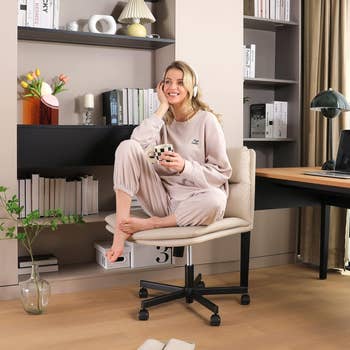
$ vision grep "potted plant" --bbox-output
[0,186,84,314]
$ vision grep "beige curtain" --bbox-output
[301,0,350,268]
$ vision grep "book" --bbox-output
[31,174,39,212]
[244,0,255,16]
[17,0,27,26]
[18,254,58,268]
[53,0,60,29]
[18,179,26,219]
[250,103,267,138]
[18,264,58,275]
[25,178,31,217]
[39,176,45,216]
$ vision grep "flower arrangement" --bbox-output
[20,68,69,99]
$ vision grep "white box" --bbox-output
[94,241,131,270]
[126,241,172,268]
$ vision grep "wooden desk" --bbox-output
[256,167,350,279]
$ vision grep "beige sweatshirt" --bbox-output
[131,110,232,201]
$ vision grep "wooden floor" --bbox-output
[2,263,350,349]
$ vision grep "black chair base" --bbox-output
[137,232,251,326]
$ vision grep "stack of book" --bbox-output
[18,174,99,218]
[17,0,60,29]
[102,88,160,126]
[243,44,256,79]
[18,254,59,275]
[244,0,290,21]
[250,101,288,138]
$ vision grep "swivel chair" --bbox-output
[105,147,255,326]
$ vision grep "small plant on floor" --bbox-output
[0,186,84,314]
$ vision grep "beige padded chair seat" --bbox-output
[105,214,250,247]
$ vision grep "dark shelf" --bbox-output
[244,16,299,31]
[244,78,298,87]
[243,138,295,142]
[17,124,135,171]
[17,27,175,50]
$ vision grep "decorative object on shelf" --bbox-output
[88,15,117,35]
[19,263,51,315]
[118,0,156,37]
[66,20,79,31]
[0,186,84,314]
[310,88,350,170]
[83,93,95,125]
[19,69,69,125]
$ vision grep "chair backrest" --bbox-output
[224,147,256,225]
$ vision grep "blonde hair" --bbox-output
[163,61,221,124]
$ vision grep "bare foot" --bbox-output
[119,217,156,234]
[106,231,130,263]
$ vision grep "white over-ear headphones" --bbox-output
[192,68,199,98]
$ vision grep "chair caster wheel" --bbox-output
[138,308,149,321]
[210,313,221,326]
[139,287,148,298]
[241,294,250,305]
[197,281,205,288]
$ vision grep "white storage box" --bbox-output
[125,241,172,268]
[94,241,131,270]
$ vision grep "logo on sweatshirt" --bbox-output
[191,138,199,145]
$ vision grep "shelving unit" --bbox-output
[17,27,175,50]
[11,0,177,293]
[17,124,135,172]
[243,0,301,168]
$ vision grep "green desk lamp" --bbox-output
[310,88,350,170]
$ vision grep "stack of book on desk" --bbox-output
[18,254,59,275]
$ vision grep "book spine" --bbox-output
[53,0,60,29]
[249,44,256,78]
[25,178,32,217]
[18,179,26,219]
[18,0,27,26]
[26,0,34,26]
[31,174,39,212]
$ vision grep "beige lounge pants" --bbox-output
[113,140,227,226]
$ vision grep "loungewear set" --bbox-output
[113,110,232,226]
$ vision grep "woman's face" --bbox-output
[163,68,188,106]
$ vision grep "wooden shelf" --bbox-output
[18,26,175,50]
[244,16,299,31]
[18,261,177,283]
[243,138,295,142]
[244,77,298,87]
[17,124,136,171]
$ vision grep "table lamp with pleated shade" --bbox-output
[118,0,156,37]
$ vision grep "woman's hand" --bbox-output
[159,151,185,173]
[154,81,169,118]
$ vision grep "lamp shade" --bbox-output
[310,88,350,118]
[118,0,156,24]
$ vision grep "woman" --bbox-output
[107,61,232,263]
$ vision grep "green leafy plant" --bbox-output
[0,185,84,313]
[0,185,84,267]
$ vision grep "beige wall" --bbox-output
[175,0,243,148]
[0,1,18,286]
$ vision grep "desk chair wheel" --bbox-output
[241,294,250,305]
[210,313,221,326]
[138,308,149,320]
[139,287,148,298]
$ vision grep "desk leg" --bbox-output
[320,204,330,279]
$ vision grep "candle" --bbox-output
[84,93,94,109]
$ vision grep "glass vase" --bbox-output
[19,263,51,315]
